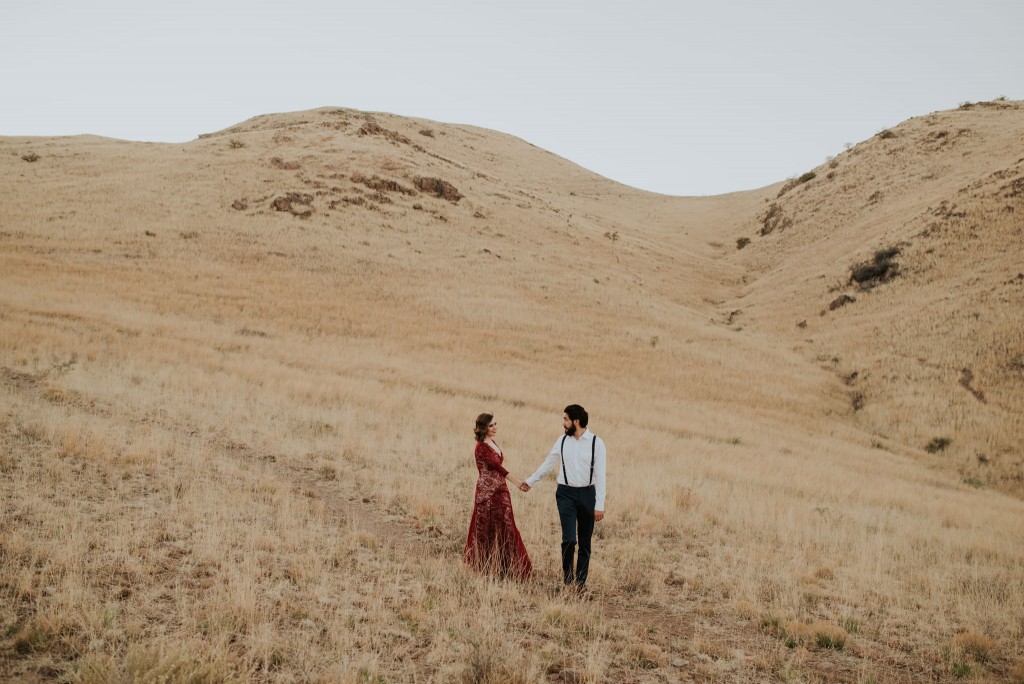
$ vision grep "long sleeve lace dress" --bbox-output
[463,441,532,579]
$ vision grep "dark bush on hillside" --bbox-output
[851,247,901,288]
[414,177,462,203]
[759,203,791,235]
[777,171,817,198]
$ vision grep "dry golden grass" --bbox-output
[2,102,1023,682]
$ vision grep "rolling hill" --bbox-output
[1,101,1022,682]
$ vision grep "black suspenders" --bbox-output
[560,434,597,486]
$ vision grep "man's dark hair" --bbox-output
[564,404,588,429]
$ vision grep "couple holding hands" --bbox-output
[463,404,608,593]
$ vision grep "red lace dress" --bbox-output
[463,441,532,579]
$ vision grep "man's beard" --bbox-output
[564,425,575,437]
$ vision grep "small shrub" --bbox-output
[734,600,758,619]
[760,203,791,235]
[851,392,865,411]
[829,294,856,311]
[269,156,301,170]
[874,246,901,261]
[616,560,653,595]
[877,129,897,139]
[228,138,246,149]
[418,128,435,138]
[926,437,952,453]
[798,171,816,184]
[736,237,750,250]
[851,246,900,288]
[813,623,847,650]
[21,152,40,162]
[760,614,782,633]
[625,642,665,669]
[12,626,48,654]
[952,661,972,678]
[414,176,462,202]
[950,631,997,663]
[604,231,620,242]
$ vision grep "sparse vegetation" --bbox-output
[271,192,314,217]
[814,624,847,650]
[21,152,40,162]
[414,176,462,202]
[926,437,953,453]
[736,237,750,250]
[850,246,901,288]
[851,392,865,411]
[269,156,301,170]
[759,202,791,235]
[776,171,817,198]
[952,660,972,678]
[828,294,856,311]
[228,138,246,149]
[351,172,416,196]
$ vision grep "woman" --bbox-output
[464,413,532,579]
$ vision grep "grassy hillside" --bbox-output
[1,103,1022,682]
[725,100,1024,499]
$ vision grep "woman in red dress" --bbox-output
[464,413,532,579]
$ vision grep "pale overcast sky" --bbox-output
[3,0,1022,195]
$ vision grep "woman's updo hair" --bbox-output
[474,413,493,443]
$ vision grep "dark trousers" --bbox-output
[556,484,596,587]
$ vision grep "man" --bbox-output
[520,404,607,593]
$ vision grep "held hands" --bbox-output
[507,477,529,491]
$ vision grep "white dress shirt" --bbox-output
[525,429,607,511]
